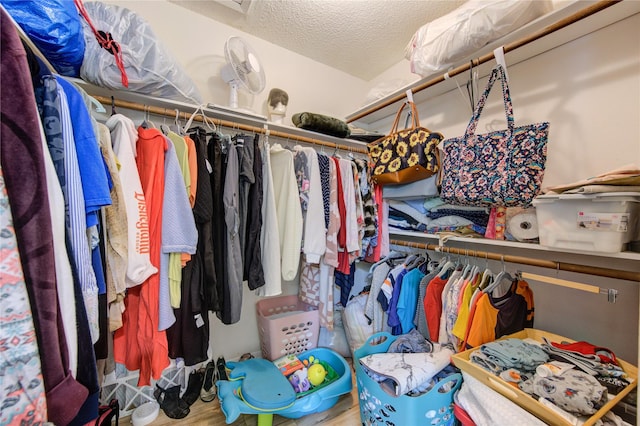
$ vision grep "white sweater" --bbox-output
[259,140,282,296]
[269,144,303,281]
[105,115,158,287]
[339,158,360,253]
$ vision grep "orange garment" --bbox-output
[184,135,197,208]
[465,280,531,349]
[461,289,483,349]
[515,279,535,326]
[465,293,499,349]
[181,135,197,266]
[113,127,169,386]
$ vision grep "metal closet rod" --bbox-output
[347,0,619,123]
[389,239,640,282]
[92,95,369,155]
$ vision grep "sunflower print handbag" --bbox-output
[368,101,443,185]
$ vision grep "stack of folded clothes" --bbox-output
[387,197,490,236]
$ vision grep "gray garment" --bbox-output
[414,270,438,340]
[520,369,608,415]
[364,262,391,334]
[388,328,434,353]
[235,134,254,264]
[294,148,310,213]
[224,140,243,324]
[480,338,549,372]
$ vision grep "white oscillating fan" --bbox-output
[210,36,267,120]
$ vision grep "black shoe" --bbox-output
[216,356,228,381]
[182,370,205,407]
[200,360,217,403]
[154,384,190,419]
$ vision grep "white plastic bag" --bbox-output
[80,1,202,104]
[406,0,553,77]
[318,308,351,358]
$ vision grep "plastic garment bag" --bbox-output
[79,1,203,104]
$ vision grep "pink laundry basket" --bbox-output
[256,295,320,361]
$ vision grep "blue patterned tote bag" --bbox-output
[440,65,549,207]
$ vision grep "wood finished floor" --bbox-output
[120,360,362,426]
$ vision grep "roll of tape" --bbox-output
[507,211,539,242]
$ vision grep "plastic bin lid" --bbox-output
[232,358,297,410]
[131,401,159,426]
[533,191,640,202]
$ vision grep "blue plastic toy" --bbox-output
[217,347,352,425]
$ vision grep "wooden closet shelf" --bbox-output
[81,85,369,155]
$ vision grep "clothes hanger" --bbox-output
[477,252,493,290]
[405,254,426,271]
[88,95,106,114]
[110,95,117,116]
[483,255,513,295]
[160,108,171,135]
[332,144,342,158]
[183,104,217,135]
[460,249,473,280]
[140,105,156,129]
[169,109,185,136]
[444,69,474,114]
[436,252,456,279]
[465,59,479,112]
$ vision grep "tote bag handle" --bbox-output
[464,65,515,139]
[388,101,422,134]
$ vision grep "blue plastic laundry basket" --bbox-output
[355,332,462,426]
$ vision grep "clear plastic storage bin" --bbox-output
[532,192,640,253]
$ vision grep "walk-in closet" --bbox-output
[1,1,639,425]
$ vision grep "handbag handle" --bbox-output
[464,65,514,138]
[388,101,422,134]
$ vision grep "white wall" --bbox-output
[107,1,369,122]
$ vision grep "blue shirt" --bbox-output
[387,267,409,335]
[56,77,111,227]
[397,267,426,334]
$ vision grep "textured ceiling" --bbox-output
[170,0,467,81]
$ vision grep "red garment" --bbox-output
[332,157,350,274]
[551,341,618,365]
[424,275,448,342]
[113,127,168,386]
